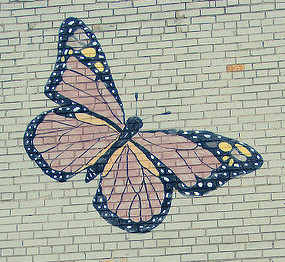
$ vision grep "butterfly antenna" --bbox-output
[135,92,138,116]
[142,111,171,121]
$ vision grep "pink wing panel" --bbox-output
[101,144,164,222]
[56,57,124,126]
[33,111,119,174]
[133,132,220,187]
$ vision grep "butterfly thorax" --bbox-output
[120,116,143,139]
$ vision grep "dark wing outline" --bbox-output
[91,140,174,233]
[138,129,263,196]
[44,17,126,125]
[23,105,121,182]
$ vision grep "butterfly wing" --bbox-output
[24,17,127,181]
[92,141,174,233]
[133,130,263,196]
[24,108,120,182]
[45,17,125,127]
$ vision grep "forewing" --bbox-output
[44,17,125,126]
[133,130,263,196]
[93,141,173,233]
[23,107,119,182]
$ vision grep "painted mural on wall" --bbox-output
[23,17,263,233]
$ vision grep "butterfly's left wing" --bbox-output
[132,130,263,196]
[92,141,174,233]
[24,17,126,182]
[24,108,121,182]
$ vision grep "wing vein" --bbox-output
[60,137,103,172]
[63,69,123,124]
[39,119,78,128]
[143,170,163,206]
[175,149,196,176]
[50,143,75,166]
[193,150,216,171]
[69,34,87,47]
[107,153,124,201]
[114,147,130,214]
[96,81,123,125]
[138,132,197,150]
[58,122,85,141]
[62,79,104,105]
[142,172,153,217]
[35,127,74,136]
[39,133,118,155]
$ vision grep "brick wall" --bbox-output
[0,0,284,261]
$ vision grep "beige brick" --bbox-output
[236,250,263,259]
[209,251,235,260]
[181,253,207,261]
[128,257,153,262]
[33,254,59,262]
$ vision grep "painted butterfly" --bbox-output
[24,17,263,233]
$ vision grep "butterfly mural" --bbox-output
[24,17,263,233]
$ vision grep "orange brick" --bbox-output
[226,64,245,72]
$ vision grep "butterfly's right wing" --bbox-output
[133,130,263,196]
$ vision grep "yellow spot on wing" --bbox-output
[61,56,65,62]
[81,47,96,58]
[235,144,252,157]
[222,156,229,161]
[229,159,234,166]
[68,49,74,55]
[75,113,117,131]
[219,142,232,152]
[128,142,159,177]
[95,62,104,72]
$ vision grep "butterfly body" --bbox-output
[124,116,143,135]
[24,17,263,233]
